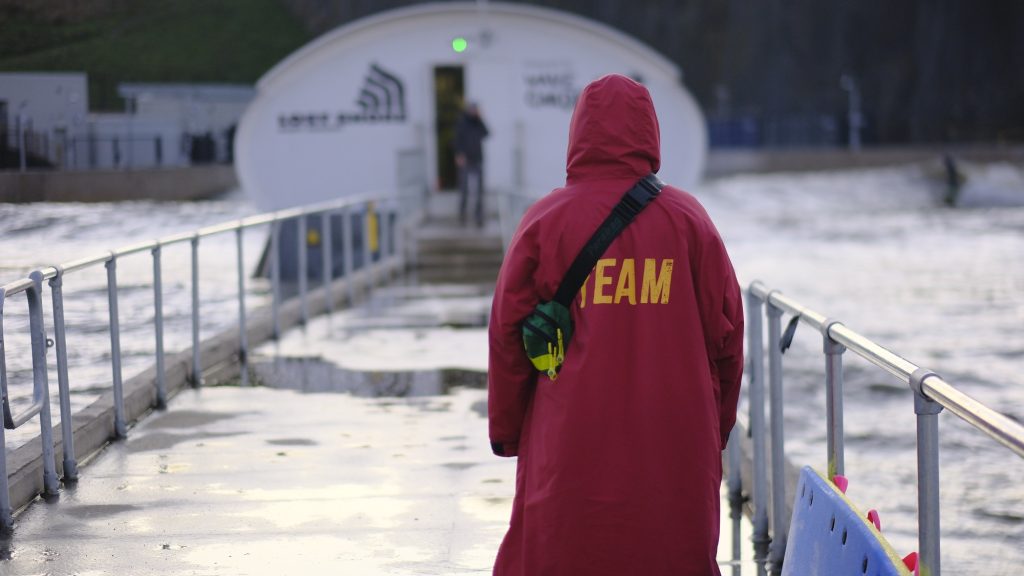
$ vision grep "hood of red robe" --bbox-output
[566,74,661,184]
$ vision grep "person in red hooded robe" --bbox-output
[488,74,744,576]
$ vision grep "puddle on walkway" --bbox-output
[248,282,491,397]
[251,359,486,397]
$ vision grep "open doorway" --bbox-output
[433,66,464,190]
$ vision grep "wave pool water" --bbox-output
[696,162,1024,574]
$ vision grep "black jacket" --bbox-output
[454,112,489,166]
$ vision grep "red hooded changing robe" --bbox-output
[488,74,744,576]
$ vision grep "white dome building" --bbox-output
[235,2,706,212]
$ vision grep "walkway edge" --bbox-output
[4,259,403,518]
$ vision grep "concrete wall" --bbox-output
[0,165,238,202]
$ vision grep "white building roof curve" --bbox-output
[258,3,683,90]
[235,1,706,211]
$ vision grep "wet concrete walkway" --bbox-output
[4,384,755,575]
[5,386,509,574]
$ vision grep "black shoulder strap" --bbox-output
[552,173,664,306]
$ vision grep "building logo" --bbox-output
[278,64,407,132]
[357,64,406,119]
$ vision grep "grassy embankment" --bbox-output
[0,0,311,111]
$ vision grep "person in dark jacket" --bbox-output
[454,102,489,227]
[488,74,744,575]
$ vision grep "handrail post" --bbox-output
[0,288,12,533]
[396,204,408,271]
[151,243,167,408]
[391,207,401,270]
[48,267,78,481]
[236,227,249,386]
[298,215,308,326]
[190,235,201,387]
[105,256,127,438]
[822,320,846,479]
[727,425,744,576]
[381,206,390,258]
[271,219,282,339]
[363,203,374,292]
[26,271,59,495]
[342,207,355,304]
[384,206,394,266]
[378,205,389,278]
[911,368,943,576]
[766,301,787,575]
[745,287,770,576]
[321,211,333,314]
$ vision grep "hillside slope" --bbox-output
[0,0,311,110]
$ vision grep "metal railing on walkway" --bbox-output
[735,280,1024,576]
[0,194,410,532]
[497,190,535,252]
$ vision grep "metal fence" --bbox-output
[1,128,53,169]
[1,129,228,170]
[707,114,844,149]
[735,280,1024,576]
[62,134,169,170]
[0,194,408,532]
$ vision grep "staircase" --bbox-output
[412,216,506,285]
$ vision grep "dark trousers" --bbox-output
[459,163,484,227]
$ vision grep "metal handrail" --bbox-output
[749,282,1024,455]
[1,194,382,298]
[741,280,1024,576]
[0,192,409,533]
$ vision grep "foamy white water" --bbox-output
[0,192,266,433]
[694,162,1024,574]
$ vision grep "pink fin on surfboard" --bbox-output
[867,509,881,531]
[902,552,919,575]
[832,475,849,494]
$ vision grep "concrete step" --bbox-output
[411,217,506,285]
[417,237,505,253]
[414,267,500,285]
[416,253,505,267]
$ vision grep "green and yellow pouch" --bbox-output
[522,300,573,379]
[518,173,663,382]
